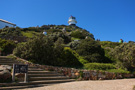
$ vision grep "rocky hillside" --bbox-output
[0,25,135,73]
[0,25,94,43]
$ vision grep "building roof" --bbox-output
[0,19,16,26]
[69,15,76,19]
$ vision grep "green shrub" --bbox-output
[109,43,135,71]
[47,32,71,44]
[76,38,111,63]
[13,35,55,65]
[84,63,116,70]
[107,69,130,74]
[78,56,89,64]
[71,30,85,39]
[0,27,23,37]
[68,41,80,50]
[13,36,82,68]
[57,47,83,68]
[100,41,120,48]
[71,30,94,39]
[0,38,16,55]
[99,41,121,63]
[63,47,89,65]
[21,31,40,38]
[71,37,80,41]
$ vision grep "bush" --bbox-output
[84,63,116,70]
[47,32,71,44]
[76,38,111,63]
[13,35,55,65]
[78,56,89,64]
[100,41,120,48]
[71,30,94,39]
[21,31,40,38]
[63,47,89,65]
[57,47,83,68]
[41,25,50,30]
[68,41,80,50]
[99,41,121,63]
[109,43,135,71]
[0,38,16,55]
[13,36,83,68]
[0,27,23,37]
[107,69,130,74]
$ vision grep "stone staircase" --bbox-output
[0,56,75,90]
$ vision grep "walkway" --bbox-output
[21,79,135,90]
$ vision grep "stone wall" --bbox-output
[16,57,135,80]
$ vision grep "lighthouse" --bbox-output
[68,16,77,26]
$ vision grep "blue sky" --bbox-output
[0,0,134,42]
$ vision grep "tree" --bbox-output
[13,35,82,67]
[109,42,135,71]
[76,38,109,63]
[13,35,55,65]
[47,32,71,44]
[0,38,16,55]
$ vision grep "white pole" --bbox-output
[12,64,15,82]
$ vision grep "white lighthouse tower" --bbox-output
[68,16,77,26]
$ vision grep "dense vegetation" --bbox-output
[109,42,135,71]
[0,25,135,73]
[13,35,83,68]
[0,38,16,55]
[71,30,94,39]
[84,63,116,70]
[76,38,111,63]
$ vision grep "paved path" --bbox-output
[21,79,135,90]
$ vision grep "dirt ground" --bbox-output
[21,79,135,90]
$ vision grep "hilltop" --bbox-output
[0,25,94,42]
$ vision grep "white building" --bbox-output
[0,19,16,29]
[68,16,77,26]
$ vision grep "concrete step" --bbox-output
[0,58,12,60]
[0,84,52,90]
[29,76,69,81]
[0,79,75,87]
[0,57,10,60]
[0,60,14,62]
[0,63,14,66]
[0,60,17,62]
[28,68,44,71]
[0,58,13,60]
[0,63,23,66]
[28,71,57,74]
[0,62,19,64]
[29,79,75,85]
[0,56,75,90]
[28,66,40,69]
[28,74,64,77]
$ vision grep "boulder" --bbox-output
[0,65,12,83]
[0,65,12,71]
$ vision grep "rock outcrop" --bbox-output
[0,65,12,83]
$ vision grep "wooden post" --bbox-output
[12,64,15,82]
[24,73,28,83]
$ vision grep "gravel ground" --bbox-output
[21,79,135,90]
